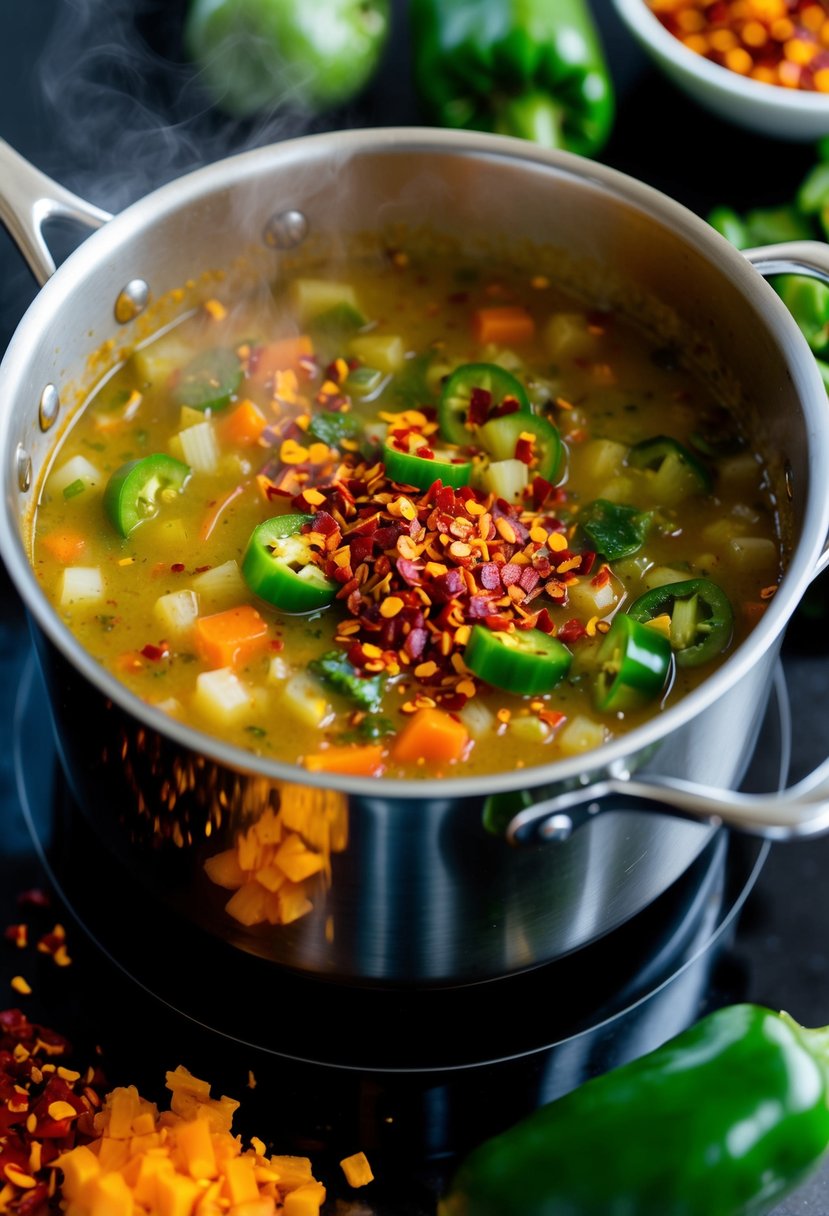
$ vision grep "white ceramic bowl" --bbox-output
[612,0,829,141]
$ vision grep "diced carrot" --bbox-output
[250,335,313,384]
[472,306,535,345]
[340,1152,374,1188]
[193,605,269,669]
[220,399,268,447]
[391,707,470,765]
[304,744,386,777]
[41,530,86,564]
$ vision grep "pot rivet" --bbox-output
[39,384,59,432]
[540,813,574,842]
[264,210,308,250]
[16,445,32,493]
[115,279,150,324]
[784,461,794,501]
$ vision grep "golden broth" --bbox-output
[31,247,781,778]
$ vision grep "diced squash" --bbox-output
[191,560,247,607]
[41,529,87,564]
[154,590,199,636]
[224,882,271,927]
[250,335,314,383]
[130,332,193,386]
[557,714,607,756]
[155,1169,202,1216]
[87,1169,134,1216]
[193,668,253,725]
[269,1158,314,1189]
[303,744,385,777]
[473,306,535,346]
[221,399,268,446]
[348,333,405,373]
[579,438,628,483]
[222,1157,259,1207]
[291,279,359,323]
[544,311,596,360]
[340,1151,374,1188]
[642,566,694,590]
[274,883,314,926]
[726,536,778,570]
[274,833,326,883]
[204,848,248,889]
[58,1145,100,1194]
[280,673,332,729]
[567,573,621,619]
[61,566,104,607]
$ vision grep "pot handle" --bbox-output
[505,666,829,845]
[0,139,112,286]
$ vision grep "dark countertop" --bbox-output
[2,2,829,1212]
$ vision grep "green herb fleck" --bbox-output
[63,479,86,500]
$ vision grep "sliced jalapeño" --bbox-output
[242,513,337,613]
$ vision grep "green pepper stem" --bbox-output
[781,1011,829,1066]
[494,91,567,150]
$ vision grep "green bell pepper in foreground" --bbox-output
[440,1004,829,1216]
[411,0,614,157]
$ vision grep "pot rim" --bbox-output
[1,126,825,802]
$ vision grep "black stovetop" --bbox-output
[2,2,829,1212]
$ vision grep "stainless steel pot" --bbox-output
[2,128,829,987]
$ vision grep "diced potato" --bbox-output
[510,714,552,745]
[154,589,199,636]
[458,698,496,739]
[481,344,524,373]
[60,566,104,607]
[176,421,219,473]
[702,519,740,545]
[580,438,628,483]
[153,697,184,719]
[49,455,102,496]
[291,278,359,323]
[567,573,622,618]
[544,312,597,361]
[193,668,253,725]
[179,405,205,429]
[648,452,708,507]
[718,452,763,496]
[726,536,779,571]
[642,566,694,590]
[557,715,607,756]
[348,333,405,373]
[594,475,635,504]
[280,673,332,729]
[130,331,193,386]
[283,1181,326,1215]
[147,518,190,551]
[191,560,246,606]
[268,655,290,682]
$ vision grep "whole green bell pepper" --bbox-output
[410,0,614,157]
[440,1003,829,1216]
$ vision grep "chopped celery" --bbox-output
[176,421,219,473]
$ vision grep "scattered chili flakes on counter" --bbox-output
[0,1008,104,1216]
[647,0,829,90]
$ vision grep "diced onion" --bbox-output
[458,699,496,739]
[558,715,607,756]
[190,560,246,606]
[176,421,219,473]
[154,590,199,636]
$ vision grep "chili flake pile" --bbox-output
[647,0,829,89]
[0,1009,103,1216]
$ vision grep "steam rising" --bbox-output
[36,0,321,213]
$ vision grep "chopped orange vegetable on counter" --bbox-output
[56,1066,327,1216]
[340,1151,374,1188]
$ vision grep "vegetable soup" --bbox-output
[31,248,782,779]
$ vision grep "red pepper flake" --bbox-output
[515,436,535,465]
[140,642,170,662]
[15,892,49,912]
[467,387,492,428]
[170,563,186,574]
[534,608,556,635]
[591,563,610,588]
[557,619,587,644]
[4,925,27,950]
